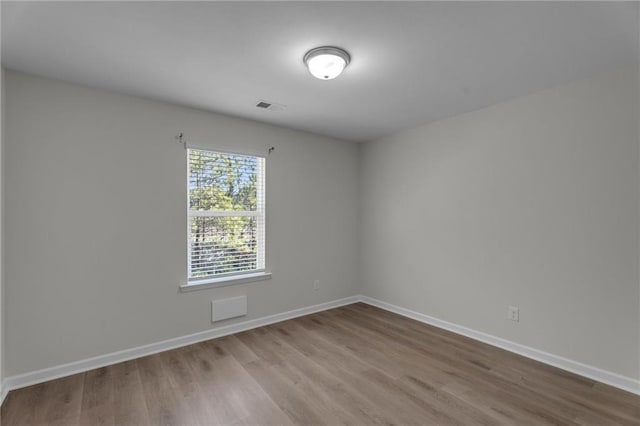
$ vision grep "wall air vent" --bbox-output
[256,100,287,111]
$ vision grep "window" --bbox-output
[187,148,265,283]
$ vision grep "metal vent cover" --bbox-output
[256,100,286,111]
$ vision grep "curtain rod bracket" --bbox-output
[176,132,187,149]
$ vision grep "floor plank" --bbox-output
[2,303,638,425]
[110,360,150,426]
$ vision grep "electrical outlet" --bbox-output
[313,280,320,291]
[508,306,519,322]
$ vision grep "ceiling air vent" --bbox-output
[256,100,286,111]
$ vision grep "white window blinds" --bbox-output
[187,148,265,280]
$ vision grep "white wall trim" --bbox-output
[1,294,638,403]
[359,295,640,396]
[2,296,359,395]
[0,385,6,407]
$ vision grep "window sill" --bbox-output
[180,272,272,292]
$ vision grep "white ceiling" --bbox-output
[2,1,639,142]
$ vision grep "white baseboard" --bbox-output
[359,295,640,396]
[0,384,6,407]
[2,293,638,403]
[2,295,360,395]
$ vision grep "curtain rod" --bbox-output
[175,132,275,156]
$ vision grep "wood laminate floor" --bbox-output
[1,303,639,425]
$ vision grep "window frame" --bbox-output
[180,146,270,292]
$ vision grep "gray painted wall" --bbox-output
[4,66,639,383]
[1,64,4,389]
[359,66,640,379]
[4,71,360,376]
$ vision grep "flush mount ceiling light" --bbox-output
[303,46,351,80]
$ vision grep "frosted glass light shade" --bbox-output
[304,47,351,80]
